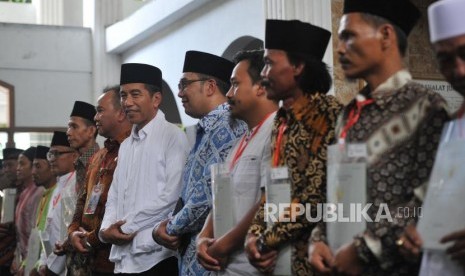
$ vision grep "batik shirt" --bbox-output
[166,102,247,276]
[248,92,341,276]
[67,131,129,273]
[74,143,99,194]
[333,70,449,275]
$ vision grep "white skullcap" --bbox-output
[428,0,465,43]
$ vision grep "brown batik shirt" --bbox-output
[248,92,342,276]
[324,70,450,275]
[68,132,128,273]
[74,142,100,195]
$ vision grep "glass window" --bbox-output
[14,132,53,150]
[0,0,32,3]
[0,86,9,128]
[0,132,7,158]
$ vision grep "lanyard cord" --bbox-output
[340,99,374,140]
[230,113,274,171]
[272,118,288,167]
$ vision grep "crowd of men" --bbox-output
[0,0,464,275]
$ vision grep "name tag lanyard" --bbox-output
[230,113,273,171]
[272,117,288,167]
[52,171,75,209]
[339,99,374,143]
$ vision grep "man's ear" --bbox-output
[255,82,267,97]
[379,24,394,50]
[205,79,217,97]
[293,62,305,77]
[88,125,97,139]
[117,108,127,122]
[151,92,162,109]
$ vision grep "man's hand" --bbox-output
[11,261,24,276]
[152,219,179,250]
[100,220,136,246]
[53,240,66,256]
[332,242,362,275]
[308,241,333,274]
[70,227,91,254]
[441,228,465,266]
[16,267,25,276]
[29,265,46,276]
[207,242,229,269]
[244,235,278,274]
[397,224,422,260]
[196,237,221,271]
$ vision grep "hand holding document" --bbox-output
[211,163,234,238]
[327,143,367,252]
[417,139,465,250]
[1,188,16,223]
[265,166,292,276]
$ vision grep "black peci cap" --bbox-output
[22,147,36,163]
[265,19,331,61]
[343,0,421,36]
[35,146,50,160]
[50,131,71,147]
[3,148,23,160]
[120,63,163,88]
[70,101,96,123]
[182,51,235,84]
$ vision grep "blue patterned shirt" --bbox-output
[166,102,246,275]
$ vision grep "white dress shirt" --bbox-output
[45,171,77,275]
[218,112,275,276]
[101,111,189,273]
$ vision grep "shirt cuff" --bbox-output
[98,229,108,243]
[363,233,382,260]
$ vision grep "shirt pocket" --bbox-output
[232,155,261,196]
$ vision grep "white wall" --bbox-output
[119,0,265,126]
[0,2,36,24]
[0,23,92,128]
[121,0,147,19]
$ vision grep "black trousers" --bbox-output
[118,256,178,276]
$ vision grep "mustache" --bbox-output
[227,99,235,105]
[339,56,350,64]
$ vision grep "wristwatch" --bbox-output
[256,236,271,254]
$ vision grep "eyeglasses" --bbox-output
[46,150,75,161]
[178,78,210,91]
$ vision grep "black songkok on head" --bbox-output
[3,148,23,160]
[70,101,96,123]
[182,51,235,84]
[265,19,331,61]
[50,131,70,147]
[22,147,36,163]
[35,146,50,160]
[343,0,421,36]
[120,63,163,88]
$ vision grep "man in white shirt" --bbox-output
[398,0,465,274]
[100,63,189,274]
[196,49,278,275]
[43,131,78,275]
